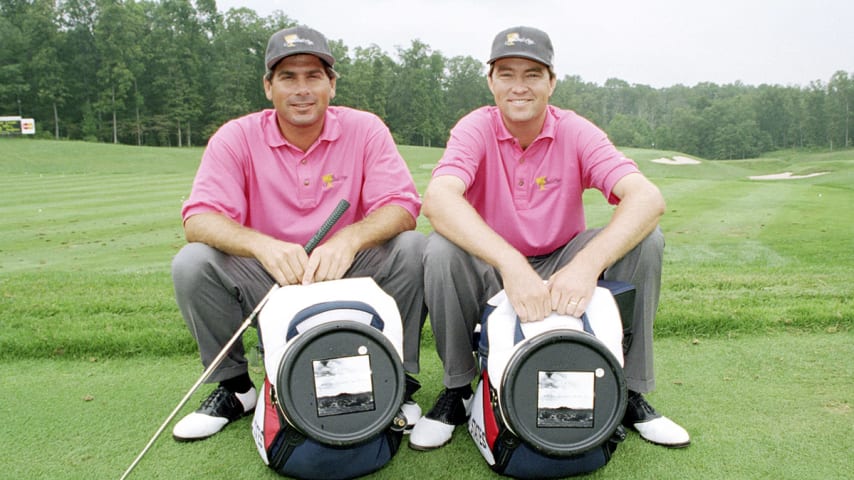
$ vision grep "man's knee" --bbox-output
[389,231,426,272]
[637,227,664,265]
[643,226,664,251]
[423,233,464,270]
[172,243,219,293]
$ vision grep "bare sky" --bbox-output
[218,0,854,88]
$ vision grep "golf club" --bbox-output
[120,199,351,480]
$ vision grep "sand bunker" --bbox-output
[651,156,701,165]
[748,171,830,180]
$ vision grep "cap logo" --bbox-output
[505,32,535,47]
[283,33,314,48]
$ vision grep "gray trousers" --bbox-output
[172,230,427,383]
[423,227,663,393]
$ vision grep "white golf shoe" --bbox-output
[622,391,690,448]
[172,385,257,442]
[409,386,473,451]
[400,400,422,433]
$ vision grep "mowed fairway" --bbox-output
[1,139,851,479]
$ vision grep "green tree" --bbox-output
[10,0,69,138]
[443,55,491,129]
[334,45,395,122]
[704,96,766,159]
[755,85,792,149]
[552,75,605,126]
[803,81,828,148]
[59,0,102,139]
[827,71,852,149]
[387,40,445,146]
[202,7,275,137]
[93,0,145,143]
[142,0,207,146]
[0,3,29,119]
[607,113,653,148]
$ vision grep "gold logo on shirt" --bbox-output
[536,176,548,190]
[322,174,334,188]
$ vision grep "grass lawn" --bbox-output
[1,138,852,479]
[2,334,850,479]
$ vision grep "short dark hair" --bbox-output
[264,59,338,82]
[488,62,556,80]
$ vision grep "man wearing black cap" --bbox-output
[170,25,426,442]
[410,26,690,450]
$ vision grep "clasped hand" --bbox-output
[257,236,356,286]
[502,265,597,323]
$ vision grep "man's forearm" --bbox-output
[183,212,273,259]
[326,204,416,253]
[571,174,665,275]
[423,182,527,275]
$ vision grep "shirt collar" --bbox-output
[263,107,342,150]
[491,105,558,144]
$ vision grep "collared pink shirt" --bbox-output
[433,105,639,256]
[182,107,421,245]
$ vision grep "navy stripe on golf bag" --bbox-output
[253,280,406,480]
[286,300,385,341]
[268,422,401,480]
[469,281,633,478]
[492,430,620,480]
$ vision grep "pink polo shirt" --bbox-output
[433,105,639,256]
[182,107,421,245]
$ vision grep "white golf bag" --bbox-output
[251,277,406,480]
[468,281,632,478]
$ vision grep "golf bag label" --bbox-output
[468,284,629,479]
[251,277,406,480]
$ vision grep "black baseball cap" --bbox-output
[488,26,554,68]
[265,25,335,71]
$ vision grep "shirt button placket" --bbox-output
[514,154,529,205]
[297,155,313,204]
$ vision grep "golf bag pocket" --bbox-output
[251,277,407,480]
[468,285,628,479]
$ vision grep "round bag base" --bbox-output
[500,329,627,457]
[276,320,404,447]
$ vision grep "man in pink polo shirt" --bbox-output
[170,26,426,442]
[410,26,690,450]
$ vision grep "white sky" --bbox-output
[218,0,854,88]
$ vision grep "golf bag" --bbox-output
[468,282,632,479]
[251,278,407,480]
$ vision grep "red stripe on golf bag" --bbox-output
[482,370,500,451]
[250,278,406,480]
[262,378,280,451]
[468,284,631,479]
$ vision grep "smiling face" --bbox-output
[264,54,336,145]
[487,57,556,137]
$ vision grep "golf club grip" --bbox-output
[304,199,350,253]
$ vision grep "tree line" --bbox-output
[2,0,851,159]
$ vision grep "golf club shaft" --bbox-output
[119,286,276,480]
[120,199,350,480]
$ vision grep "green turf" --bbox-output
[1,138,852,479]
[1,334,850,479]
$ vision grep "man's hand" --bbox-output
[254,237,310,286]
[500,261,551,323]
[301,235,358,284]
[547,261,600,318]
